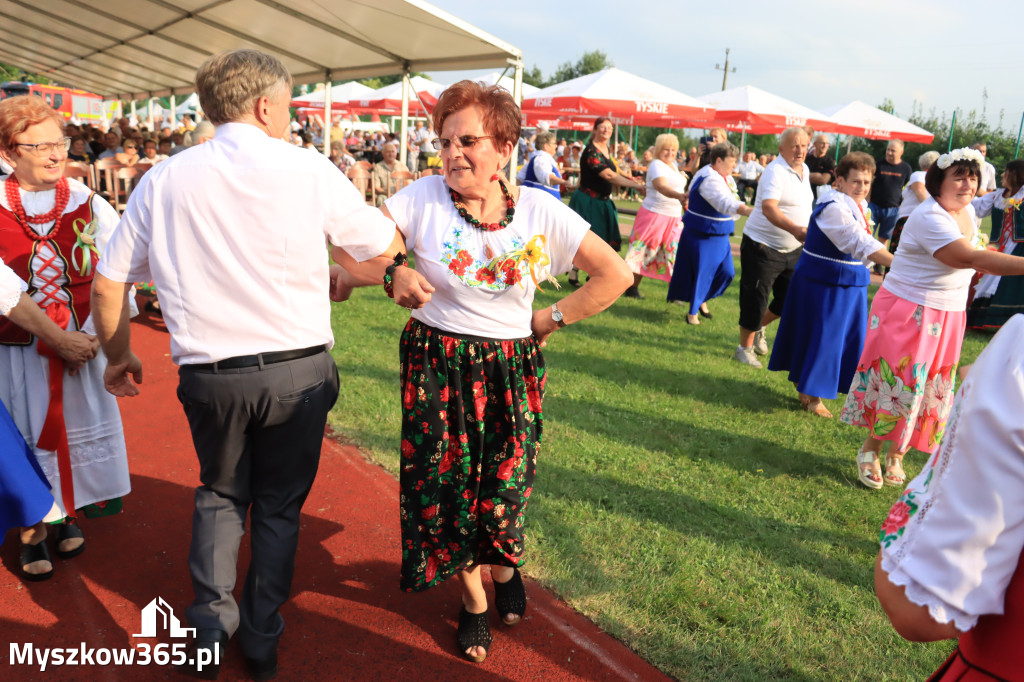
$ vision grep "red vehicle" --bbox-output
[1,81,104,123]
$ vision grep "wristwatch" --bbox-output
[551,303,566,328]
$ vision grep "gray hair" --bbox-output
[192,121,215,143]
[918,150,940,171]
[195,49,292,125]
[535,131,556,148]
[779,127,808,148]
[382,142,398,153]
[709,142,739,165]
[887,139,904,151]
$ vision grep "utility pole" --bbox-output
[715,48,736,91]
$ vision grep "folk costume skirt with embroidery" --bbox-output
[623,207,681,282]
[399,319,544,592]
[840,288,965,454]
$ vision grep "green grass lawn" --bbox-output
[328,219,994,681]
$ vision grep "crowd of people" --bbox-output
[2,48,1024,679]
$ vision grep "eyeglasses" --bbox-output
[123,145,138,150]
[15,137,71,157]
[431,135,492,151]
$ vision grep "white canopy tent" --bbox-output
[0,0,523,162]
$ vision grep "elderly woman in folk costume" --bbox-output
[0,255,100,580]
[667,142,752,324]
[0,96,133,560]
[768,153,894,417]
[967,159,1024,329]
[841,148,1024,490]
[332,80,631,663]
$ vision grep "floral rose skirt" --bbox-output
[840,288,966,454]
[623,207,681,282]
[398,319,544,592]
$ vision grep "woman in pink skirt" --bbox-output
[622,134,688,298]
[841,147,1024,490]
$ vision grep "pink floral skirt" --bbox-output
[840,287,966,454]
[623,207,682,282]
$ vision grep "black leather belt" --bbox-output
[188,344,326,371]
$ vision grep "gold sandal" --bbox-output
[884,455,906,487]
[856,449,883,490]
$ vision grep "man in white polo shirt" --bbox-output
[734,127,812,368]
[91,49,431,681]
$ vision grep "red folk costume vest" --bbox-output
[0,196,96,345]
[930,551,1024,681]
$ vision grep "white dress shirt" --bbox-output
[689,165,743,217]
[99,122,395,364]
[743,156,812,253]
[0,257,27,316]
[814,189,886,264]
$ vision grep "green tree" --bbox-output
[521,65,545,89]
[0,61,51,85]
[548,50,611,86]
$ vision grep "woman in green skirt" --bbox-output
[566,117,645,285]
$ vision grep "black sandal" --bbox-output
[493,567,527,626]
[55,519,85,559]
[20,540,54,582]
[457,607,492,663]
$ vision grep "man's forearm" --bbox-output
[762,204,803,236]
[91,273,134,362]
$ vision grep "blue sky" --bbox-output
[426,0,1024,134]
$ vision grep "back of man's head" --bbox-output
[192,121,216,144]
[195,49,292,125]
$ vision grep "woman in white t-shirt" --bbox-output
[885,150,940,270]
[337,81,632,663]
[622,134,689,298]
[841,148,1024,490]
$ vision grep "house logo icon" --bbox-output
[133,597,196,638]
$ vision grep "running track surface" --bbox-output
[0,305,671,682]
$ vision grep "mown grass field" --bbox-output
[326,212,994,681]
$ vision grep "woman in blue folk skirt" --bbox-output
[769,153,893,417]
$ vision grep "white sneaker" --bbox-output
[733,346,763,368]
[753,328,769,355]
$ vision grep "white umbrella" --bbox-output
[290,81,377,111]
[696,85,840,134]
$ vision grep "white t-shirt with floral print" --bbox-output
[385,176,589,338]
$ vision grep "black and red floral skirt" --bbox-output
[398,319,545,592]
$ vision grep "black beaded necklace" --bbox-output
[448,179,516,232]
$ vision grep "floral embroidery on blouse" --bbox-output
[439,222,555,291]
[879,489,922,548]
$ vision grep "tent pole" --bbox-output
[147,97,154,130]
[834,136,840,162]
[399,70,410,169]
[1015,111,1023,159]
[322,70,332,154]
[947,111,957,152]
[169,94,176,131]
[509,58,523,177]
[130,100,136,127]
[740,130,746,156]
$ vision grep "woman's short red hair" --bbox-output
[0,95,65,152]
[431,80,521,150]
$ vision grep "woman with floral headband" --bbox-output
[841,147,1024,490]
[332,80,631,663]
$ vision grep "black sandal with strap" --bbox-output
[55,519,85,559]
[493,567,527,626]
[457,607,492,663]
[20,540,54,582]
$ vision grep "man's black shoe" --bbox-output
[245,651,278,681]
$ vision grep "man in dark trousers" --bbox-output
[869,140,912,248]
[91,49,431,681]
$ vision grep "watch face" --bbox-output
[552,308,563,321]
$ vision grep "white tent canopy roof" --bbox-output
[818,100,934,143]
[0,0,522,100]
[291,81,378,107]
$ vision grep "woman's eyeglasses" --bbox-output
[431,135,492,151]
[15,137,71,157]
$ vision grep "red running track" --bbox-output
[0,305,670,682]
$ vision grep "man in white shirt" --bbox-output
[91,49,431,681]
[734,151,762,204]
[734,127,812,368]
[972,142,997,196]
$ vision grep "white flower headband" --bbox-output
[936,147,985,170]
